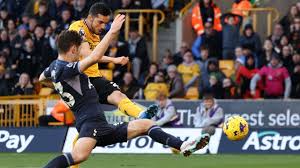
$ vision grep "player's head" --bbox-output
[87,3,111,35]
[57,30,82,60]
[202,91,215,109]
[157,93,168,108]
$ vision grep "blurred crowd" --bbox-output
[0,0,299,100]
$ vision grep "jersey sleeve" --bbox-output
[282,67,290,79]
[43,67,51,78]
[69,22,87,42]
[61,62,82,79]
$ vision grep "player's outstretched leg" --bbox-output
[44,137,96,168]
[127,119,210,156]
[108,90,158,119]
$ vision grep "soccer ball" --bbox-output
[223,115,249,141]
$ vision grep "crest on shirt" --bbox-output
[79,28,85,37]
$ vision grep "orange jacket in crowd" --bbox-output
[51,100,75,125]
[232,0,252,17]
[192,2,222,35]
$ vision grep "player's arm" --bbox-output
[39,68,54,88]
[79,43,129,66]
[78,14,125,72]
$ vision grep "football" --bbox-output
[223,115,249,141]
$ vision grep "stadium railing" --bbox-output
[0,95,47,127]
[114,9,165,63]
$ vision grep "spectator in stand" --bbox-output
[167,65,185,99]
[208,75,224,99]
[17,38,39,77]
[143,63,158,87]
[28,17,38,33]
[251,54,291,99]
[221,13,243,59]
[191,0,222,36]
[20,13,30,25]
[173,42,189,65]
[234,46,246,64]
[58,8,73,30]
[290,16,300,35]
[33,25,53,71]
[7,19,17,38]
[120,72,140,99]
[280,4,299,33]
[291,31,300,50]
[278,35,291,51]
[128,27,149,79]
[12,72,34,95]
[222,78,238,99]
[291,53,300,98]
[48,0,70,19]
[192,21,222,59]
[0,29,9,50]
[35,1,50,28]
[297,2,300,12]
[160,49,174,72]
[153,93,181,127]
[144,71,169,100]
[10,25,31,62]
[0,64,9,95]
[178,50,200,92]
[239,24,262,57]
[194,91,224,135]
[0,7,9,29]
[236,54,261,99]
[198,45,210,73]
[281,45,293,72]
[73,0,89,20]
[200,58,225,96]
[0,52,10,95]
[259,39,276,68]
[6,0,28,19]
[269,23,284,47]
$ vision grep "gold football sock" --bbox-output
[118,98,144,118]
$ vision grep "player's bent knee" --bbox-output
[108,91,127,104]
[71,152,89,164]
[141,119,155,133]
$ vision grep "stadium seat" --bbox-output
[144,83,169,100]
[184,87,199,100]
[99,69,113,81]
[219,60,235,77]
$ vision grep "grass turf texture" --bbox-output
[0,154,298,168]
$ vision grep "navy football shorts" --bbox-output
[89,77,120,105]
[78,119,128,147]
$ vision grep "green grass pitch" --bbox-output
[0,153,299,168]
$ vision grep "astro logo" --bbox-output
[242,131,300,151]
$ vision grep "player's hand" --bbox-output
[109,14,125,34]
[250,90,256,97]
[114,56,129,66]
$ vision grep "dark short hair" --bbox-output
[89,2,111,17]
[56,30,82,54]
